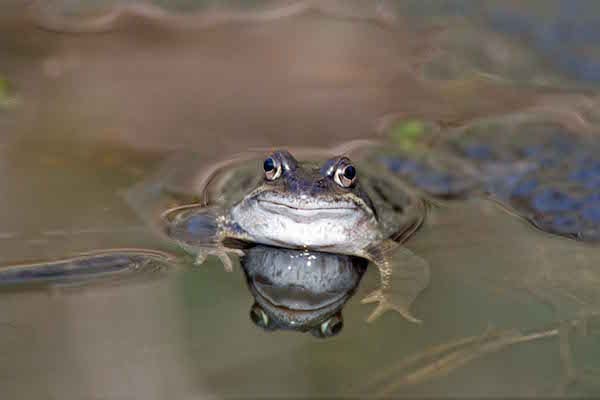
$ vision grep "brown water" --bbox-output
[1,1,600,398]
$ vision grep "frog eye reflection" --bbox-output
[250,303,271,330]
[263,156,282,181]
[334,163,357,188]
[311,312,344,338]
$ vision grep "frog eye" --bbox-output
[334,163,357,188]
[311,312,343,338]
[263,156,282,181]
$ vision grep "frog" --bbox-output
[162,149,431,323]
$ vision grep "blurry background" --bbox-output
[1,1,600,398]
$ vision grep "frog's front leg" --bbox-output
[360,240,430,323]
[162,205,250,272]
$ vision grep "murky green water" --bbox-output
[1,1,600,398]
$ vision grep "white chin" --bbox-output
[231,204,376,253]
[266,216,356,247]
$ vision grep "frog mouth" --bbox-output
[257,199,357,214]
[252,274,349,311]
[249,277,350,329]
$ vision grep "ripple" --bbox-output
[0,249,178,287]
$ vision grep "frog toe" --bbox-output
[193,247,243,272]
[194,252,207,266]
[360,288,384,304]
[361,288,422,324]
[217,252,234,272]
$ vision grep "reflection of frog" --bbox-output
[165,150,430,323]
[242,245,367,338]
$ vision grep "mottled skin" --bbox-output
[378,116,600,243]
[164,150,430,322]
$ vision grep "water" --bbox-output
[1,1,600,398]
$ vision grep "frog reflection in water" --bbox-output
[242,245,368,338]
[165,150,430,323]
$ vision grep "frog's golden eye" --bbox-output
[263,156,282,181]
[311,312,344,338]
[249,303,271,329]
[334,163,357,188]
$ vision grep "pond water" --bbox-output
[1,1,600,398]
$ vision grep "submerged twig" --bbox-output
[377,328,557,396]
[363,324,500,390]
[555,322,577,395]
[362,323,565,397]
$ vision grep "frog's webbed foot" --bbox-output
[360,242,430,323]
[194,246,244,273]
[162,205,251,272]
[361,288,421,323]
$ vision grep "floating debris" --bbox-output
[0,249,179,287]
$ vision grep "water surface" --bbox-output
[1,1,600,398]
